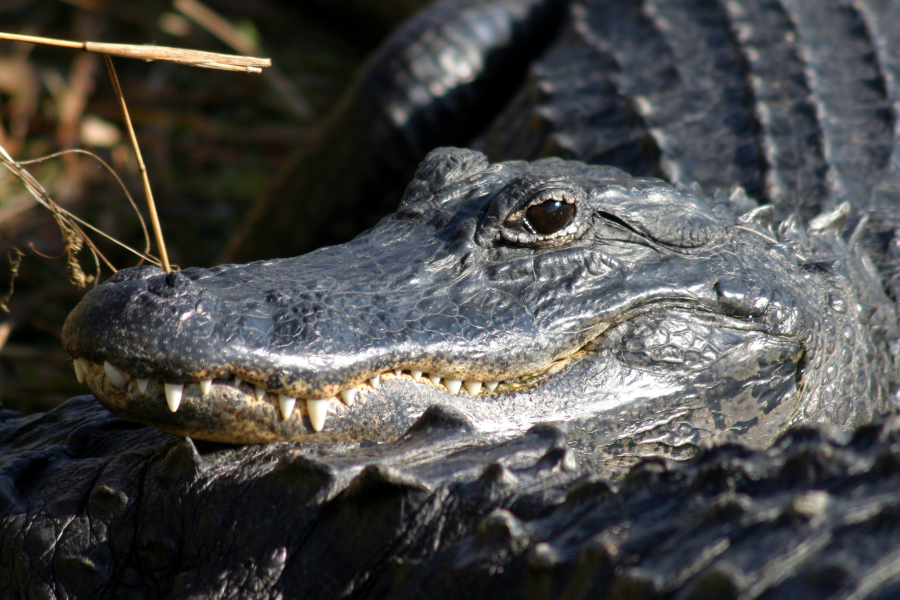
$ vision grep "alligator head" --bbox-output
[62,148,896,473]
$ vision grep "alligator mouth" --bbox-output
[72,352,577,438]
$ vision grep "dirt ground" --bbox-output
[0,0,408,413]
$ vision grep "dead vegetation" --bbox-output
[0,0,374,413]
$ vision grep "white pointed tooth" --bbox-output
[428,374,442,386]
[136,378,150,394]
[73,359,85,384]
[104,361,128,388]
[255,386,266,401]
[444,379,462,394]
[76,358,90,383]
[485,381,499,392]
[279,394,296,420]
[340,387,357,406]
[306,398,330,432]
[394,368,403,376]
[369,375,381,388]
[198,378,212,395]
[411,370,423,381]
[234,376,243,387]
[463,381,482,395]
[164,383,183,412]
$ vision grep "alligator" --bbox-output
[4,0,900,597]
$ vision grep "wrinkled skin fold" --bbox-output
[63,148,896,476]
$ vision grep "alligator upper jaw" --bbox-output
[59,249,598,440]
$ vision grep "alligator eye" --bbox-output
[525,200,576,234]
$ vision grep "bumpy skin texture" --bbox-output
[0,398,582,599]
[378,412,900,600]
[6,399,900,599]
[9,0,900,598]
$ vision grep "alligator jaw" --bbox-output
[73,352,577,443]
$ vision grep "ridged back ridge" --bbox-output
[722,0,829,221]
[628,0,764,199]
[780,0,894,213]
[854,0,900,227]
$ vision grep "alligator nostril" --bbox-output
[147,272,199,298]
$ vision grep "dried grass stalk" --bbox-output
[0,32,271,72]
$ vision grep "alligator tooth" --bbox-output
[234,376,243,387]
[463,381,482,395]
[369,375,381,388]
[444,379,462,394]
[484,381,499,392]
[411,370,423,381]
[340,388,357,406]
[164,383,183,412]
[279,394,296,420]
[76,358,90,383]
[199,378,212,395]
[73,359,85,384]
[104,361,128,388]
[255,386,266,401]
[136,378,150,394]
[394,368,403,376]
[306,399,329,432]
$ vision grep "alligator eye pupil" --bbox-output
[525,200,575,234]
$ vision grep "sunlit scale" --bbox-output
[73,358,514,433]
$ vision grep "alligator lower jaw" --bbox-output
[72,357,573,441]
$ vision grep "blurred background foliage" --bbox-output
[0,0,423,413]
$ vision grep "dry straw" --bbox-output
[0,30,272,273]
[0,32,271,72]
